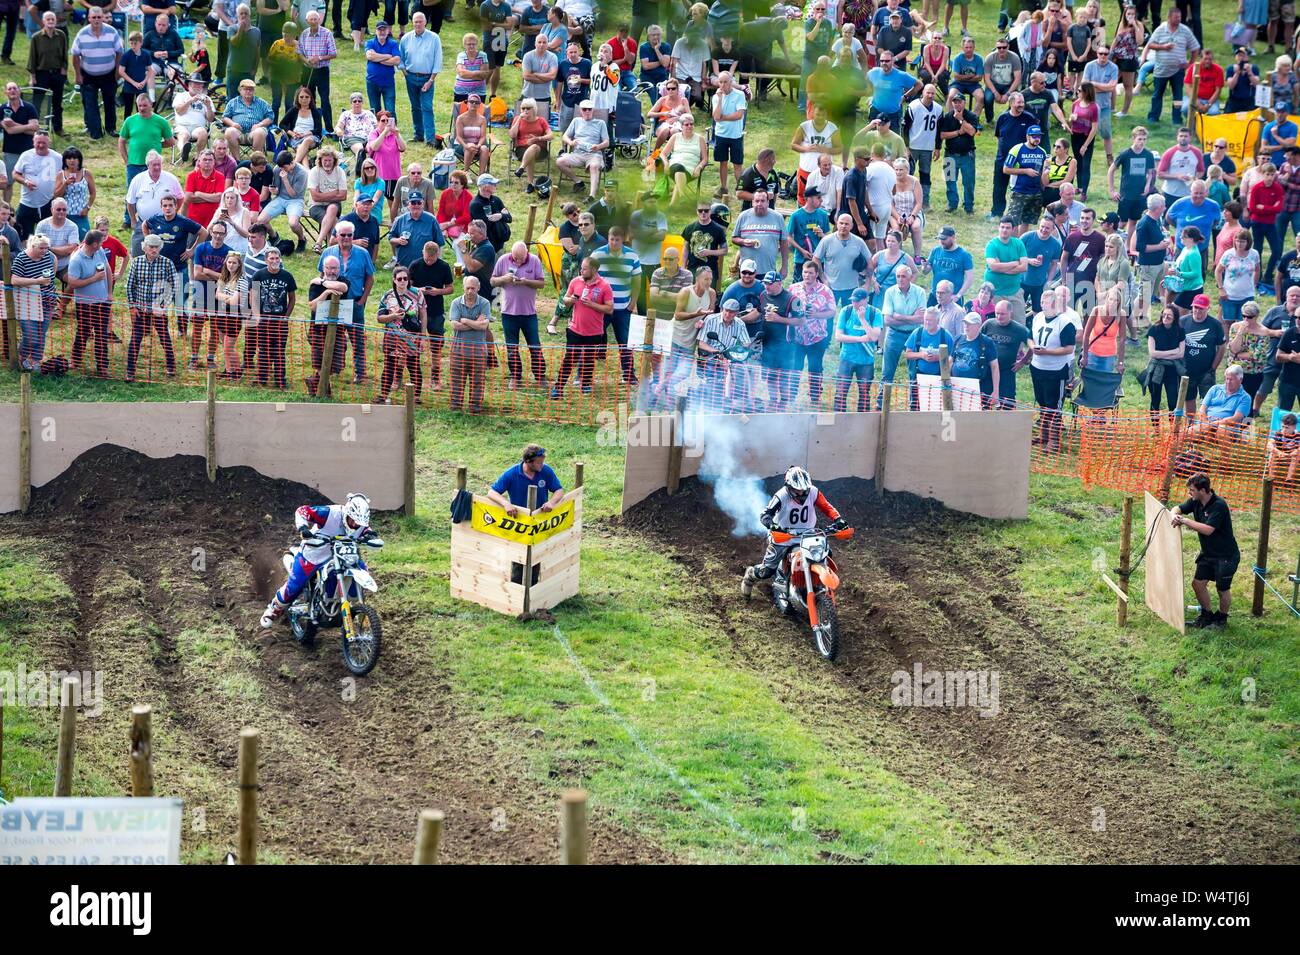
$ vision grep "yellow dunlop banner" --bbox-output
[471,498,576,544]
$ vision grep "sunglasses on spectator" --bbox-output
[740,270,755,276]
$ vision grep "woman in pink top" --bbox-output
[367,110,406,202]
[1069,82,1099,200]
[1215,200,1244,265]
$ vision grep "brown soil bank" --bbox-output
[10,445,666,863]
[622,477,1300,863]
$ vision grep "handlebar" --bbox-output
[770,526,854,545]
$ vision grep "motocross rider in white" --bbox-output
[741,467,846,597]
[260,493,374,628]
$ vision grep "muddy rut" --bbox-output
[13,445,667,864]
[621,477,1299,863]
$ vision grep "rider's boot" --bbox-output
[772,573,789,610]
[260,596,287,629]
[741,565,758,598]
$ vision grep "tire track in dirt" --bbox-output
[621,477,1300,864]
[14,445,670,863]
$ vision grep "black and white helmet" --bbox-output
[784,466,812,504]
[709,201,730,228]
[344,493,371,529]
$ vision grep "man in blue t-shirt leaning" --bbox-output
[487,443,565,515]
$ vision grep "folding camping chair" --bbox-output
[1067,365,1125,447]
[612,89,649,160]
[447,100,500,178]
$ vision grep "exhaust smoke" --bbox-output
[687,413,791,538]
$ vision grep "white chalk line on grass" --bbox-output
[550,623,795,862]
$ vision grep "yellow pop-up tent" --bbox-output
[534,229,688,291]
[1194,109,1265,165]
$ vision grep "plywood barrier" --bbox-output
[0,398,407,513]
[621,410,1033,520]
[1142,492,1187,634]
[450,487,584,615]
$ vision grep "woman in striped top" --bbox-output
[11,234,59,371]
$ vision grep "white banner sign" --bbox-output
[0,798,183,865]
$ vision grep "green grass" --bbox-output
[2,1,1295,860]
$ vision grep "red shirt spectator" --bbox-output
[567,273,613,336]
[184,167,226,227]
[604,33,638,73]
[1184,59,1225,103]
[437,184,472,236]
[1248,176,1285,225]
[101,232,129,275]
[239,187,262,213]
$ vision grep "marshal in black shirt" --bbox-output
[1176,493,1239,561]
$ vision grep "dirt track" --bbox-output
[11,446,668,864]
[622,477,1300,863]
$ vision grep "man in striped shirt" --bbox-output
[591,226,641,384]
[125,234,180,380]
[71,7,124,140]
[298,10,338,135]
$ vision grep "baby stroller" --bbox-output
[613,89,649,160]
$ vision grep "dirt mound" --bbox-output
[28,444,321,524]
[10,445,669,863]
[623,474,959,541]
[620,478,1300,863]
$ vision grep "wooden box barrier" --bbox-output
[450,486,584,616]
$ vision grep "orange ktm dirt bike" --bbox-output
[762,525,854,661]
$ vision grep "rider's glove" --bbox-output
[760,512,774,530]
[299,526,315,539]
[827,517,848,533]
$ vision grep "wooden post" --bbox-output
[1252,478,1275,618]
[1117,495,1133,627]
[666,396,686,494]
[876,381,893,498]
[1189,58,1203,117]
[456,463,467,492]
[414,809,444,864]
[1158,376,1191,503]
[321,295,340,400]
[18,371,31,514]
[404,382,416,517]
[130,704,154,797]
[544,179,560,228]
[525,202,539,246]
[3,243,19,372]
[560,789,587,865]
[638,344,653,396]
[574,461,584,489]
[938,344,952,412]
[522,484,538,615]
[237,727,259,865]
[54,676,78,797]
[205,369,217,483]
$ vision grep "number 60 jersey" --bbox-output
[761,485,841,534]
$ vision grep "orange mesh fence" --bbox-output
[3,288,1297,513]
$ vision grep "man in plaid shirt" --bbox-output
[299,10,338,136]
[1277,145,1300,246]
[125,234,180,381]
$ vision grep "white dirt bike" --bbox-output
[283,533,384,676]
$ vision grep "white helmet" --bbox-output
[344,493,371,529]
[784,466,812,503]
